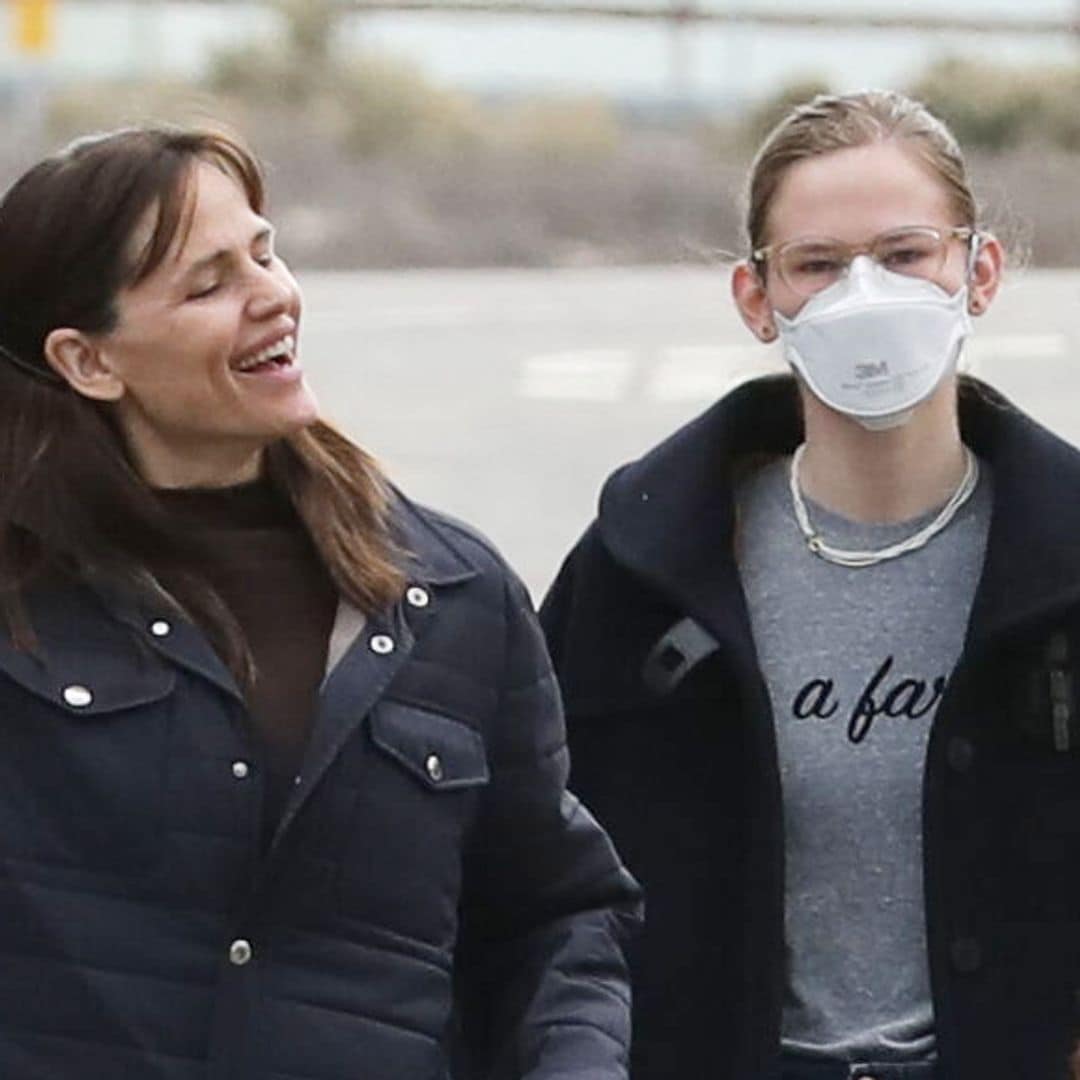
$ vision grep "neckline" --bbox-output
[153,474,295,531]
[788,443,982,568]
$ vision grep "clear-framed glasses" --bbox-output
[751,225,976,299]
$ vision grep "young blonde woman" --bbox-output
[542,89,1080,1079]
[0,127,640,1079]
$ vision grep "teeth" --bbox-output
[236,335,294,372]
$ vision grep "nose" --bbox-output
[246,263,297,321]
[845,253,879,284]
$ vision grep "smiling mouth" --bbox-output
[233,334,296,374]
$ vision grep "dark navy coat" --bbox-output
[541,375,1080,1080]
[0,494,640,1079]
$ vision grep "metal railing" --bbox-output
[55,0,1080,35]
[327,1,1080,34]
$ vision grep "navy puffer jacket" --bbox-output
[0,494,640,1079]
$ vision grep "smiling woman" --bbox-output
[0,126,639,1080]
[0,128,401,666]
[44,159,320,489]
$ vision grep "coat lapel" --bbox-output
[89,581,245,705]
[958,383,1080,648]
[597,375,800,672]
[269,601,417,853]
[596,375,1080,664]
[267,492,479,855]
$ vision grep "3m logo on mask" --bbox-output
[855,361,889,380]
[773,259,973,427]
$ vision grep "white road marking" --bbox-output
[315,304,485,329]
[518,334,1071,403]
[648,345,782,402]
[964,333,1068,372]
[310,299,565,330]
[519,350,635,401]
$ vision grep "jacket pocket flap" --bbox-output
[369,701,489,790]
[0,637,176,717]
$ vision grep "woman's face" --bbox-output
[732,139,1001,330]
[764,140,973,317]
[55,160,318,488]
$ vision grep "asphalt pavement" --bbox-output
[296,266,1080,600]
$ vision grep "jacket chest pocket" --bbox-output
[337,701,489,943]
[0,661,175,878]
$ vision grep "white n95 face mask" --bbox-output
[773,256,973,430]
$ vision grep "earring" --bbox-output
[761,325,777,341]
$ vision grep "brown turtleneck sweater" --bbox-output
[155,477,339,844]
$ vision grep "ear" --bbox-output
[43,329,125,402]
[731,261,778,342]
[967,232,1004,316]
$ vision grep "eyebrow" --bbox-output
[181,225,275,279]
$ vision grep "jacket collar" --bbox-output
[83,489,480,703]
[597,374,1080,656]
[390,490,480,588]
[960,381,1080,645]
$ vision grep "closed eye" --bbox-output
[186,281,221,301]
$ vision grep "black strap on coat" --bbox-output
[642,616,720,696]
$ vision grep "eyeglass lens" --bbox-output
[777,227,949,297]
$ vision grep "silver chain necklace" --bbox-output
[788,443,979,568]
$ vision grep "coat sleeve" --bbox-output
[455,567,642,1080]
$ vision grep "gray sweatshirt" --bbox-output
[736,454,991,1062]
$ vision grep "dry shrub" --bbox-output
[16,49,1080,270]
[910,56,1080,152]
[739,76,833,149]
[338,57,481,159]
[488,96,623,164]
[47,79,245,144]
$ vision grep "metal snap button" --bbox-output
[425,753,444,782]
[406,586,430,609]
[62,685,93,708]
[228,938,253,966]
[231,761,250,780]
[369,634,395,655]
[149,619,172,638]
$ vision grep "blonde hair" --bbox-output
[745,89,976,254]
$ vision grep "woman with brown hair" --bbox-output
[0,126,639,1079]
[542,89,1080,1079]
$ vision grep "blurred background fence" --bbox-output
[2,0,1080,268]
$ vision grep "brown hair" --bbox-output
[0,126,404,678]
[745,89,977,256]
